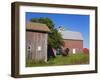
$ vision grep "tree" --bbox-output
[30,17,64,49]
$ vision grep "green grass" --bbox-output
[26,53,89,67]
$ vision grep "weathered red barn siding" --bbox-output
[63,39,83,53]
[26,31,47,62]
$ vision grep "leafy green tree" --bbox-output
[30,17,64,49]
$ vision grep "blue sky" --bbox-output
[26,12,90,48]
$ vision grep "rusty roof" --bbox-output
[26,22,51,33]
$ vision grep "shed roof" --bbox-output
[60,30,83,40]
[26,22,51,33]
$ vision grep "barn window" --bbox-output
[37,46,41,51]
[73,49,76,54]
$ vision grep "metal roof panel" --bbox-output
[60,30,83,40]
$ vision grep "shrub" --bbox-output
[83,48,89,54]
[61,48,69,56]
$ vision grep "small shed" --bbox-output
[26,22,51,62]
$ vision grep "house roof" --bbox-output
[60,30,83,40]
[26,22,51,33]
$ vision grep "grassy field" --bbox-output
[26,53,89,67]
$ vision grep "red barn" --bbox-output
[60,30,83,54]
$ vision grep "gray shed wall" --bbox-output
[26,31,48,62]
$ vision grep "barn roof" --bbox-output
[26,22,51,33]
[60,30,83,40]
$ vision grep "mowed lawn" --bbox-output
[26,53,89,67]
